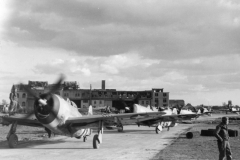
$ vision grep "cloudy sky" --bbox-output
[1,0,240,106]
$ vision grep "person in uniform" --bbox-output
[215,117,232,160]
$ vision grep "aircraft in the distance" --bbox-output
[179,107,213,116]
[105,104,200,134]
[1,75,200,149]
[218,104,240,114]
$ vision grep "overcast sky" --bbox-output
[1,0,240,106]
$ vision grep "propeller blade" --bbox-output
[20,83,39,99]
[48,74,65,94]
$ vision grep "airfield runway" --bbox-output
[0,113,239,160]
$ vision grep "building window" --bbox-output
[22,102,25,106]
[22,93,26,98]
[100,101,102,104]
[83,100,88,103]
[155,93,158,96]
[75,93,78,97]
[94,101,96,104]
[146,101,149,105]
[163,98,167,103]
[142,101,144,105]
[163,93,167,97]
[17,93,19,98]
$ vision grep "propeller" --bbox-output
[20,74,65,119]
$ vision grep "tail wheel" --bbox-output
[93,134,100,149]
[8,134,18,148]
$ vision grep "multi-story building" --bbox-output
[11,80,170,113]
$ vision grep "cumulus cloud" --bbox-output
[2,0,240,105]
[3,0,240,59]
[33,58,92,76]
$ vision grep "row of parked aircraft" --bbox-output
[1,75,213,149]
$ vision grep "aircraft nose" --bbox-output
[34,94,60,124]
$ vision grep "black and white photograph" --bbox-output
[1,0,240,159]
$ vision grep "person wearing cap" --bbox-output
[215,117,232,160]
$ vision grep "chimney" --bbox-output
[102,80,105,90]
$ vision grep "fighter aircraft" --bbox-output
[105,104,200,134]
[1,75,200,149]
[179,107,213,116]
[218,104,240,114]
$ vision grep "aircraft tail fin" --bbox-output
[197,109,201,114]
[172,108,177,115]
[88,105,93,115]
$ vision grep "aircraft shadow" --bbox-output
[103,129,157,134]
[0,138,92,149]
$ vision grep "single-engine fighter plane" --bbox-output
[179,107,213,116]
[218,104,240,114]
[105,104,200,134]
[0,75,199,149]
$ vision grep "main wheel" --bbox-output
[118,126,123,132]
[93,134,100,149]
[8,134,18,148]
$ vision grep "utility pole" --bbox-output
[89,84,92,106]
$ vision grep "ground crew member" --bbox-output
[215,117,232,160]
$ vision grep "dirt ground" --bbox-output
[1,114,240,160]
[153,121,240,160]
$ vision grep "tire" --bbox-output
[93,134,100,149]
[201,130,210,136]
[207,129,216,136]
[186,131,200,139]
[8,134,18,148]
[229,129,237,137]
[186,132,193,139]
[118,126,123,132]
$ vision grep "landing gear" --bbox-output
[155,124,162,134]
[117,125,123,132]
[45,127,54,138]
[93,134,100,149]
[115,117,123,132]
[83,128,91,142]
[93,121,103,149]
[83,136,87,142]
[7,121,18,148]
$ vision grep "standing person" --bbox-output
[9,88,18,115]
[215,117,232,160]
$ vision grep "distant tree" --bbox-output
[2,99,7,105]
[222,102,226,106]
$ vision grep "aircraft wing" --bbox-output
[135,113,199,123]
[65,112,198,128]
[0,115,43,128]
[65,112,166,125]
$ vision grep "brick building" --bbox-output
[11,80,169,113]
